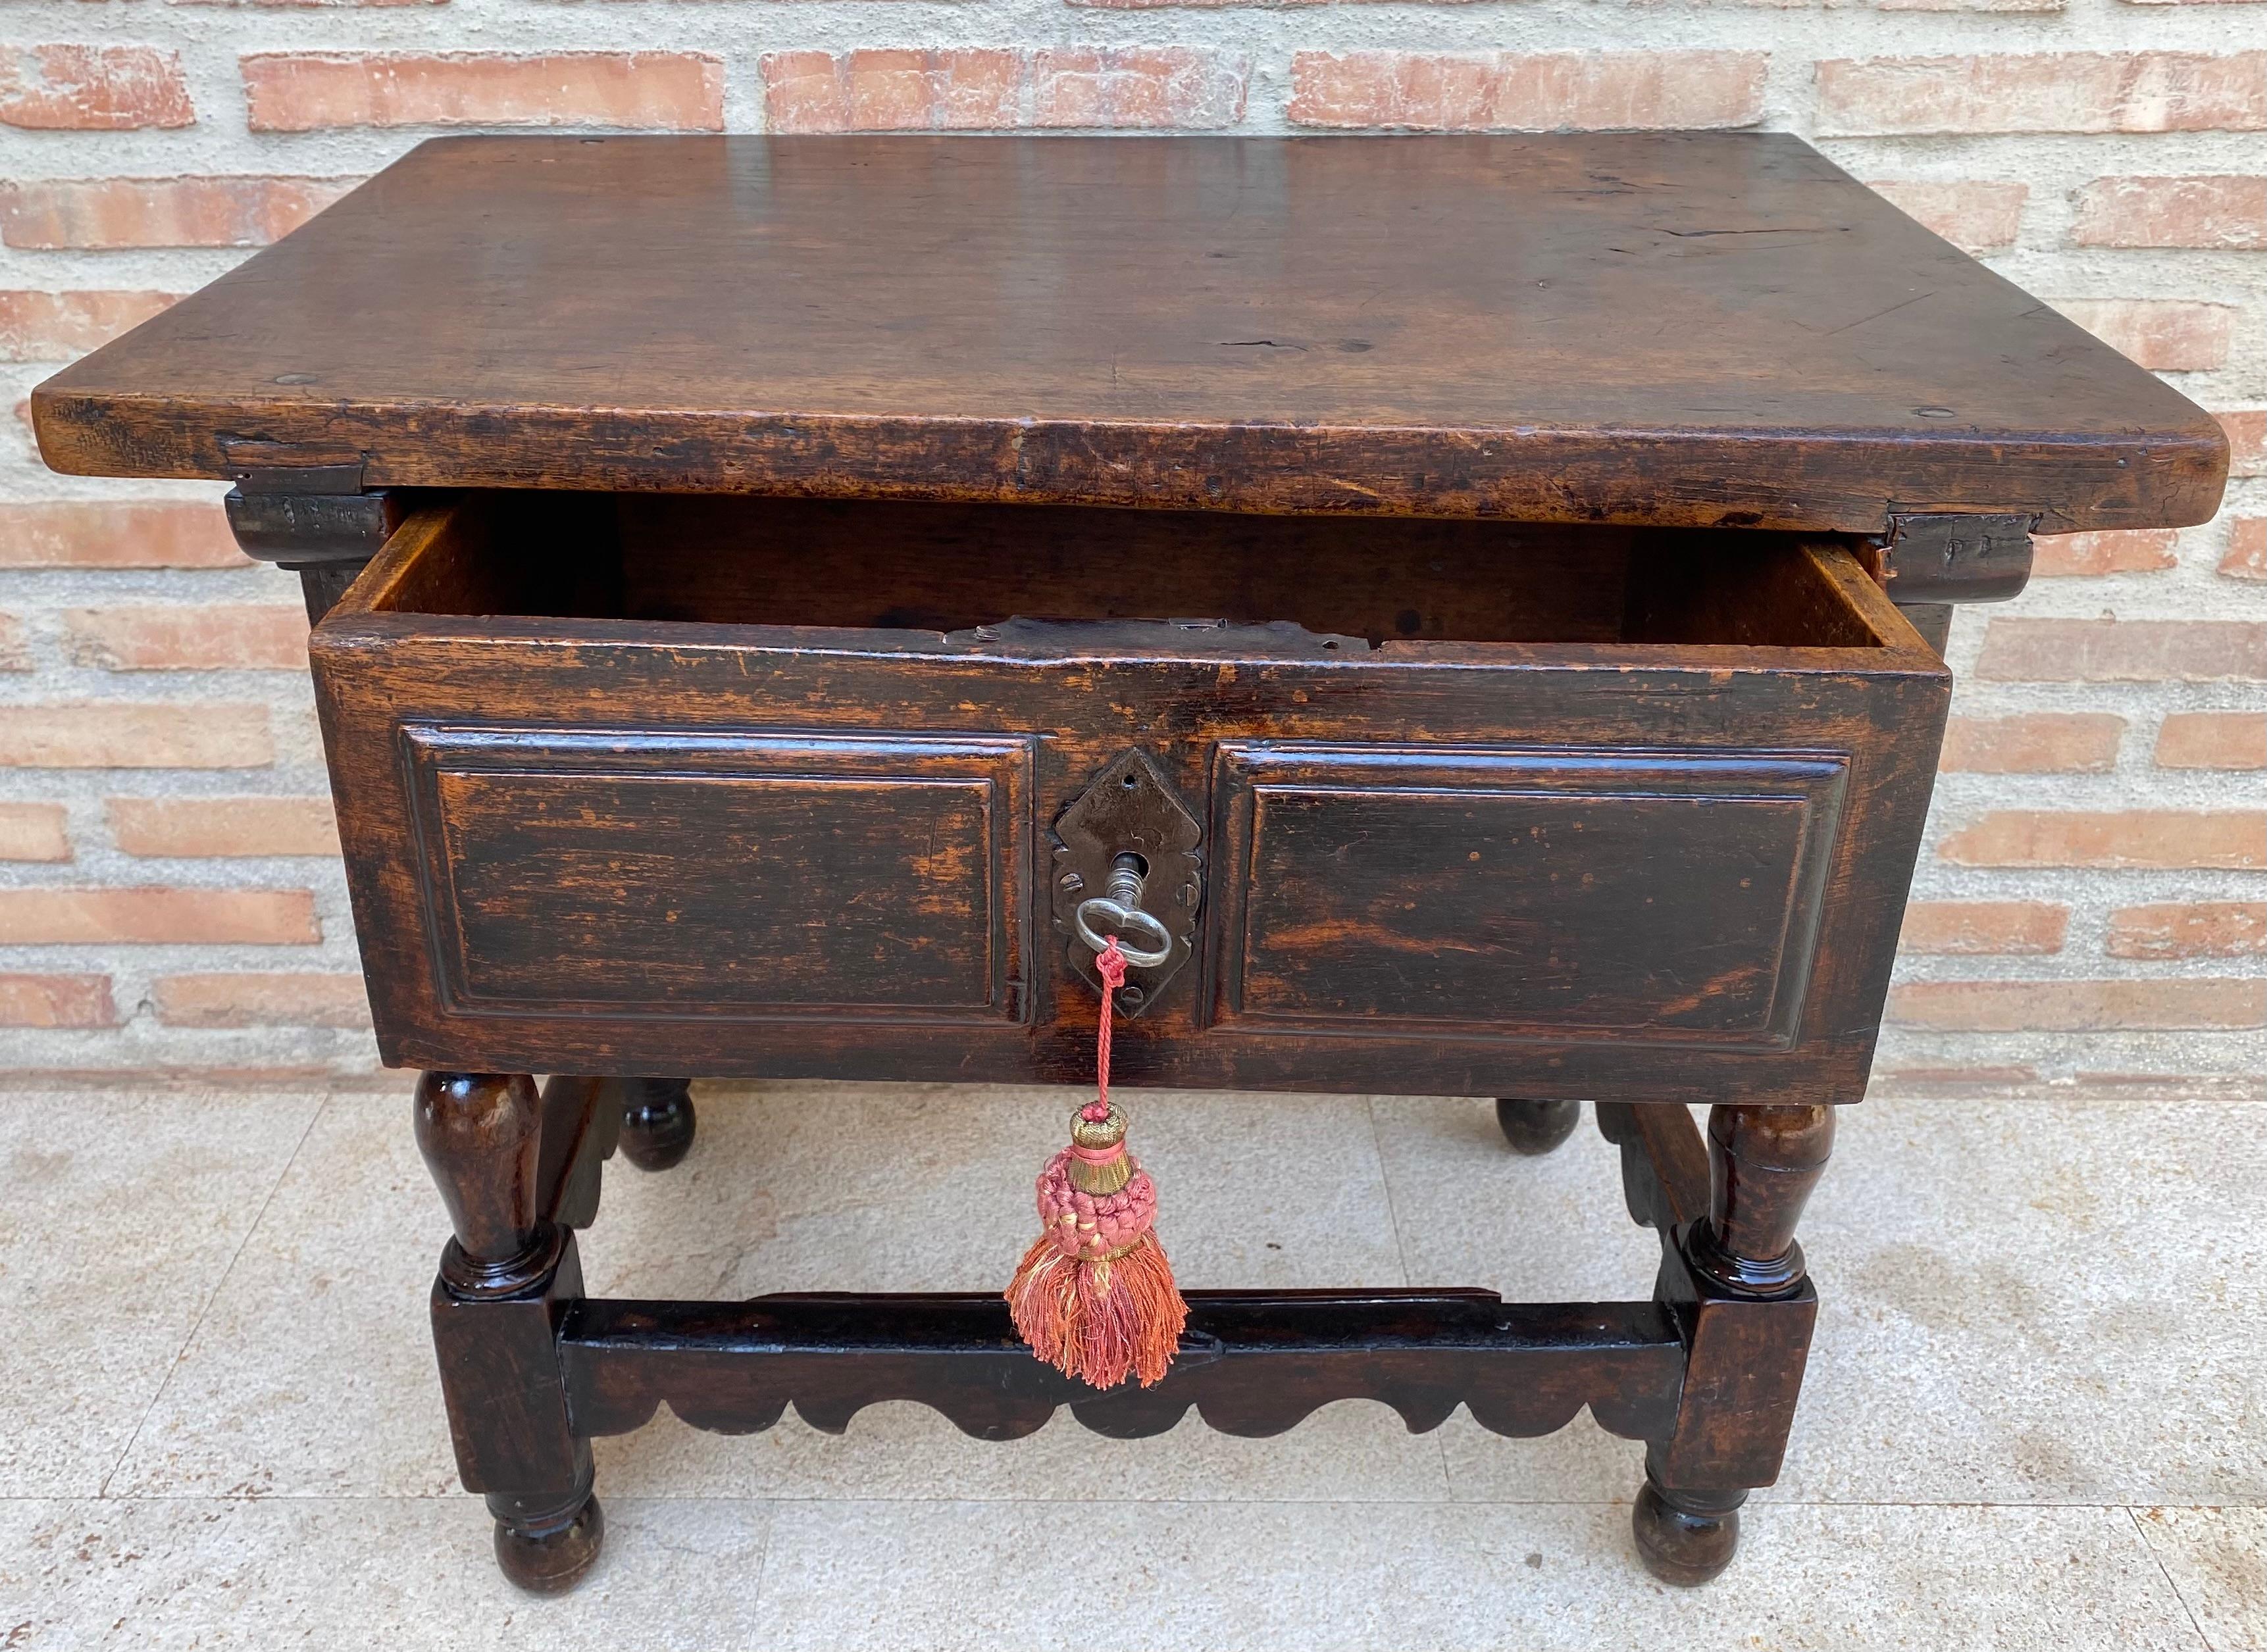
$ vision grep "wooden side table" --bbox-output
[35,132,2227,1593]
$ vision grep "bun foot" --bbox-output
[1631,1479,1743,1586]
[1494,1097,1581,1156]
[492,1489,604,1594]
[619,1080,696,1172]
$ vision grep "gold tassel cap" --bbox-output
[1066,1103,1133,1195]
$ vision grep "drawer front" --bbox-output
[1208,743,1847,1050]
[322,655,1937,1103]
[400,725,1033,1026]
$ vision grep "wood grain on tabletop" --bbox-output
[30,132,2228,534]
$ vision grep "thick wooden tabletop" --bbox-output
[34,133,2225,534]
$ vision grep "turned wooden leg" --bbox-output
[1494,1097,1581,1155]
[1631,1480,1746,1586]
[1684,1103,1836,1299]
[1632,1101,1835,1587]
[616,1076,697,1172]
[415,1071,603,1593]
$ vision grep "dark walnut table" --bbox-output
[36,133,2226,1592]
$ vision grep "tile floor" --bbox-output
[0,1082,2260,1650]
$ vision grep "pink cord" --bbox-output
[1086,937,1127,1118]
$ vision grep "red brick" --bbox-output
[2068,1072,2267,1099]
[1288,51,1767,131]
[1876,0,2064,10]
[2050,299,2235,372]
[0,704,273,768]
[1068,0,1485,5]
[1031,48,1250,128]
[64,605,307,670]
[1975,618,2264,681]
[242,52,725,134]
[1816,53,2267,137]
[763,49,1012,132]
[761,49,1248,132]
[2031,528,2178,576]
[1898,900,2068,954]
[0,973,116,1028]
[0,502,245,569]
[0,803,70,861]
[1864,180,2027,251]
[1937,810,2265,868]
[1939,713,2123,772]
[109,796,339,857]
[2072,176,2267,249]
[0,888,318,945]
[2220,410,2266,476]
[154,972,371,1028]
[2223,518,2266,580]
[183,0,443,7]
[0,46,195,131]
[2156,711,2267,770]
[0,291,180,363]
[2106,901,2267,959]
[1872,1063,2041,1089]
[0,176,357,251]
[1887,978,2264,1031]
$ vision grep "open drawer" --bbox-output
[311,491,1949,1106]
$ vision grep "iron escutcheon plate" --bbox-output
[1050,749,1203,1016]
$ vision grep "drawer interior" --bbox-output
[353,491,1900,651]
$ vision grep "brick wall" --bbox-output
[1,2,2259,1093]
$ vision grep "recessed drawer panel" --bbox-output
[1208,743,1848,1049]
[401,726,1033,1024]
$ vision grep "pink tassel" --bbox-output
[1006,939,1188,1389]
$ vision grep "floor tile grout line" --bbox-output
[1360,1097,1419,1295]
[2123,1504,2218,1652]
[9,1491,2258,1513]
[744,1497,778,1615]
[1362,1095,1458,1501]
[95,1089,336,1501]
